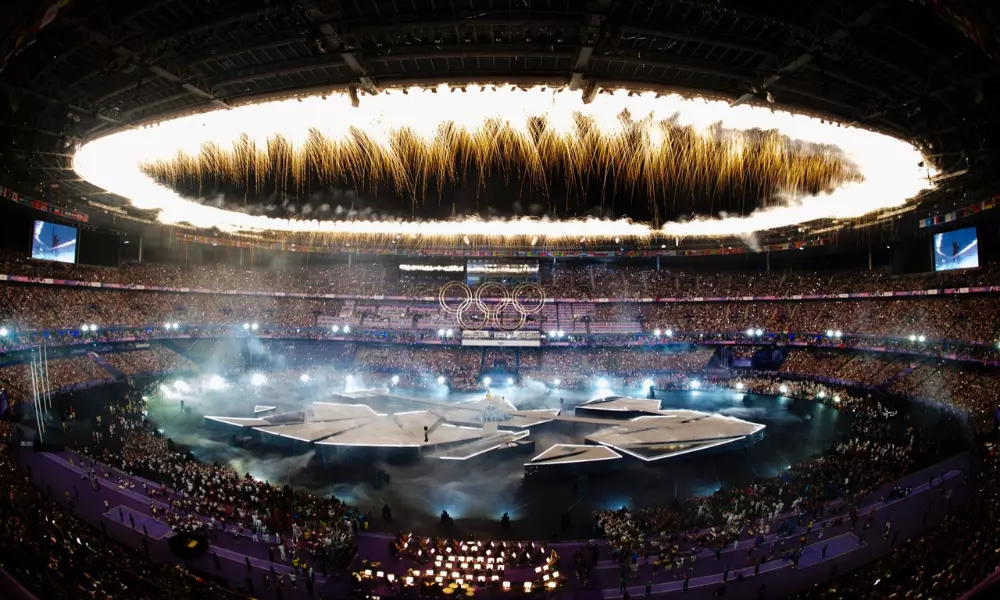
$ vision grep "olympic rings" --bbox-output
[457,299,489,330]
[493,301,527,331]
[437,281,547,330]
[512,283,545,314]
[438,281,473,314]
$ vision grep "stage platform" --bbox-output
[205,391,765,466]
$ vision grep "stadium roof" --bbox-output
[1,0,999,247]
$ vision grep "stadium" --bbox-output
[1,1,999,599]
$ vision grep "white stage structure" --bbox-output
[206,390,765,471]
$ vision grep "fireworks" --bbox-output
[73,85,933,242]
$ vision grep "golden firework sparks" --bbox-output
[73,85,933,243]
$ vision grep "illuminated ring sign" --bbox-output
[438,281,546,331]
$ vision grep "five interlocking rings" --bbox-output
[438,282,546,331]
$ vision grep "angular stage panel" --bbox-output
[528,444,622,466]
[253,417,373,443]
[599,439,743,461]
[586,413,764,461]
[577,397,663,413]
[430,428,531,460]
[308,402,380,421]
[204,416,271,428]
[315,411,484,448]
[262,410,307,425]
[206,392,765,465]
[502,409,561,428]
[441,408,560,429]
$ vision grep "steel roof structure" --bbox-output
[1,0,999,243]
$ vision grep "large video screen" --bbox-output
[933,227,979,272]
[31,220,78,264]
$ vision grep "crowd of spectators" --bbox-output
[0,356,113,406]
[5,278,1000,357]
[0,350,995,599]
[515,348,714,388]
[103,348,197,376]
[720,376,842,401]
[777,349,1000,432]
[0,283,343,331]
[595,389,930,578]
[352,346,483,390]
[87,395,362,577]
[6,251,1000,298]
[779,350,909,387]
[795,446,999,599]
[0,421,248,599]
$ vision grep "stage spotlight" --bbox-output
[834,330,842,338]
[483,376,492,387]
[165,322,172,330]
[251,322,259,331]
[817,391,826,399]
[653,329,661,337]
[251,373,267,387]
[446,329,453,337]
[208,375,226,390]
[300,373,310,383]
[0,327,7,336]
[779,384,789,394]
[735,382,744,390]
[332,325,340,333]
[438,328,445,337]
[826,329,834,337]
[690,379,701,389]
[642,378,654,389]
[596,378,609,388]
[343,325,351,333]
[553,378,561,386]
[754,328,763,336]
[833,395,841,403]
[557,330,564,337]
[918,335,926,342]
[547,330,557,337]
[173,380,190,393]
[506,377,514,386]
[345,375,354,383]
[908,334,917,341]
[242,323,250,330]
[745,328,755,337]
[391,374,400,385]
[437,376,446,385]
[665,329,673,337]
[172,322,179,330]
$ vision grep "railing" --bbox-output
[0,568,38,600]
[959,567,1000,600]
